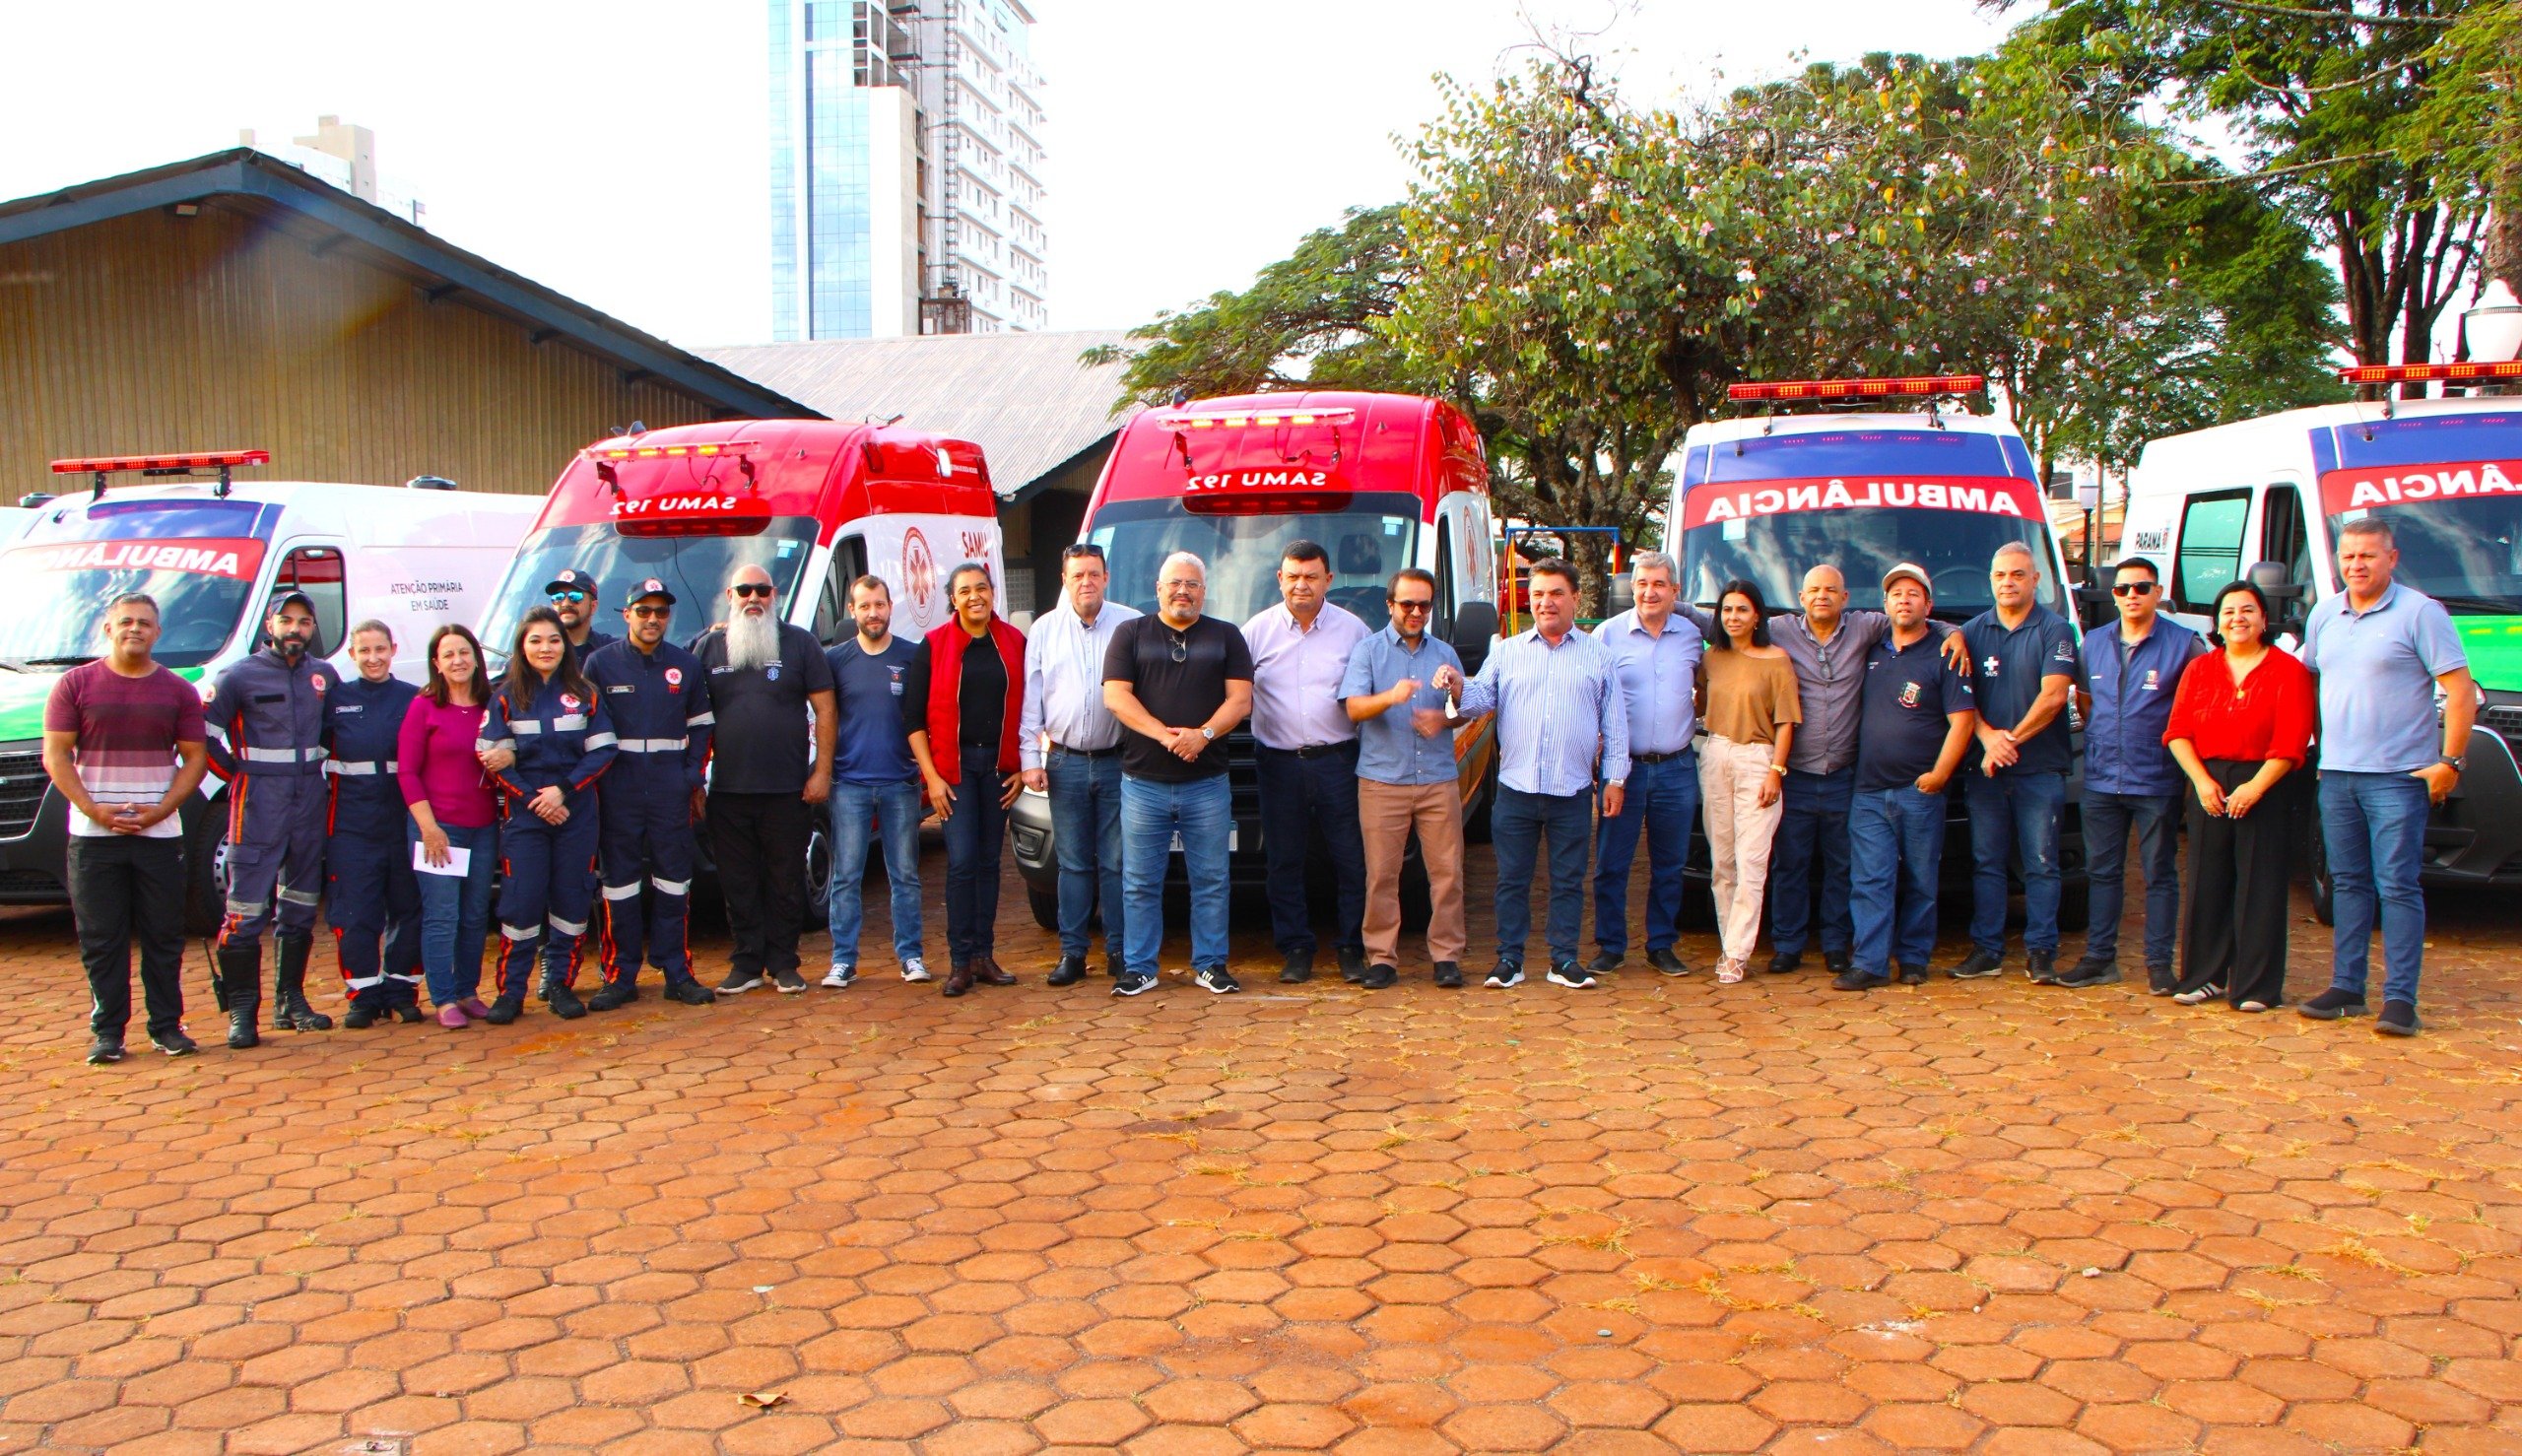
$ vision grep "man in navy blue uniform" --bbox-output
[327,621,423,1027]
[1953,542,2082,983]
[205,591,340,1047]
[547,568,618,660]
[585,578,716,1010]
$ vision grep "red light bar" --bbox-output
[2339,362,2522,385]
[51,450,271,475]
[582,440,761,462]
[1727,374,1986,403]
[1148,407,1358,431]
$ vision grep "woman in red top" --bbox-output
[2162,581,2316,1011]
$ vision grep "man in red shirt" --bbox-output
[41,593,212,1063]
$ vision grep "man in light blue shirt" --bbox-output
[1453,558,1629,990]
[2298,516,2475,1036]
[1341,567,1469,989]
[1018,544,1141,988]
[1587,551,1701,978]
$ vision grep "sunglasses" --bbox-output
[732,583,774,599]
[549,589,589,604]
[2111,581,2158,597]
[628,605,672,619]
[1389,598,1433,612]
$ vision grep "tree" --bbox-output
[2401,0,2521,295]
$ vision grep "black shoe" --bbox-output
[2146,964,2176,997]
[1546,961,1597,989]
[1646,948,1688,976]
[545,979,586,1020]
[1112,971,1158,997]
[2059,961,2123,990]
[1587,950,1625,974]
[392,1003,425,1024]
[1048,956,1087,988]
[585,981,637,1012]
[1896,963,1930,985]
[717,967,765,995]
[152,1030,198,1058]
[1361,963,1398,990]
[2298,988,2368,1021]
[771,967,808,994]
[1832,968,1889,991]
[1766,951,1803,975]
[2062,953,2115,983]
[665,979,715,1006]
[1336,945,1368,982]
[1433,961,1463,988]
[1195,966,1241,995]
[2376,1000,2422,1036]
[343,1005,379,1029]
[1823,949,1853,975]
[1280,951,1314,985]
[2025,949,2060,984]
[1949,949,2004,980]
[1485,962,1524,989]
[87,1036,125,1065]
[481,994,525,1026]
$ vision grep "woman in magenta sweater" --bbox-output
[399,625,499,1027]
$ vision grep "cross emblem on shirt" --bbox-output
[1982,655,2001,676]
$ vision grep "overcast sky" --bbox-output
[0,0,2021,348]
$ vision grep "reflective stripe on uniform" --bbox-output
[686,711,715,726]
[616,738,688,754]
[551,714,587,731]
[384,970,423,984]
[500,922,540,942]
[325,759,397,776]
[548,914,587,937]
[225,896,266,918]
[582,731,618,750]
[342,972,385,990]
[240,745,324,763]
[650,878,690,896]
[277,885,321,907]
[601,881,643,900]
[510,720,545,735]
[476,738,515,754]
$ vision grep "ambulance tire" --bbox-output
[1462,762,1496,845]
[1028,886,1060,932]
[2305,810,2336,927]
[182,806,232,939]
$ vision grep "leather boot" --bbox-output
[216,945,261,1050]
[273,934,333,1030]
[973,954,1016,987]
[943,960,975,998]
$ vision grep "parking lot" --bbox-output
[1,849,2518,1455]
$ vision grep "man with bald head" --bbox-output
[1755,563,1961,977]
[1953,541,2079,983]
[692,563,836,996]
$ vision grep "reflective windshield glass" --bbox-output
[2329,497,2522,615]
[479,519,820,659]
[2319,412,2522,615]
[1684,509,2069,620]
[1086,494,1422,624]
[0,550,256,669]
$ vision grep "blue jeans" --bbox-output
[2083,790,2181,966]
[829,779,925,969]
[1592,752,1695,957]
[411,817,495,1007]
[1964,770,2067,956]
[1121,773,1232,977]
[1493,785,1591,966]
[1850,786,1946,974]
[1770,765,1855,958]
[1045,748,1125,968]
[942,744,1010,964]
[2319,770,2431,1004]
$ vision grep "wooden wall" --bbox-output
[0,205,727,503]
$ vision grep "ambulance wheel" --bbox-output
[1029,887,1060,932]
[2306,814,2336,927]
[183,809,232,938]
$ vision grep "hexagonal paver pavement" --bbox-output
[2,847,2518,1454]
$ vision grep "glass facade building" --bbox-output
[769,2,875,340]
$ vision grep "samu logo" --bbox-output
[1898,681,1921,708]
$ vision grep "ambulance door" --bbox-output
[853,515,1002,641]
[813,534,873,647]
[2252,481,2319,639]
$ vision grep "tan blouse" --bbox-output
[1698,649,1803,747]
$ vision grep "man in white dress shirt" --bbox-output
[1242,540,1373,984]
[1019,544,1142,986]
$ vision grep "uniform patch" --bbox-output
[562,693,581,710]
[664,667,683,686]
[1898,681,1921,708]
[1981,655,2001,677]
[766,665,781,682]
[311,674,328,695]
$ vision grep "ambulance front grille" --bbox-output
[0,750,44,838]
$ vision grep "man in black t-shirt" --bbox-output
[1102,552,1253,997]
[692,563,836,995]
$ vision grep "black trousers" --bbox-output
[69,834,188,1040]
[1255,742,1368,959]
[2176,760,2296,1006]
[709,792,813,977]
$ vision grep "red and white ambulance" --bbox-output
[1008,390,1502,925]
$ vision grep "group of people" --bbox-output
[44,512,2472,1064]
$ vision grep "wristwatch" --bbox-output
[2439,754,2466,772]
[1200,727,1216,741]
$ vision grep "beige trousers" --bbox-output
[1358,780,1468,965]
[1698,734,1784,963]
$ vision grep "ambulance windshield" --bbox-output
[1084,493,1422,625]
[0,499,268,669]
[479,518,819,660]
[2318,413,2522,615]
[1678,430,2067,621]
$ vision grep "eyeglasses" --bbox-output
[549,590,589,604]
[1389,598,1433,613]
[732,583,773,599]
[1160,579,1202,592]
[629,605,672,620]
[2111,581,2158,597]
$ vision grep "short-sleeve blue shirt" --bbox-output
[1338,625,1465,787]
[1857,632,1977,792]
[2301,581,2469,773]
[1960,604,2080,778]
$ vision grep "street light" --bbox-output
[2468,280,2522,365]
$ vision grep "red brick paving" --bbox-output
[1,848,2518,1454]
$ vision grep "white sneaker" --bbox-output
[900,958,932,983]
[822,964,855,989]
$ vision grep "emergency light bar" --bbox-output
[582,440,761,462]
[2339,362,2522,386]
[1148,407,1359,430]
[50,449,271,501]
[1727,374,1986,403]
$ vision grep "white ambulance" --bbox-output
[0,451,541,928]
[2121,361,2522,918]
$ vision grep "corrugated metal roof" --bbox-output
[700,331,1139,499]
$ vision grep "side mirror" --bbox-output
[2072,583,2115,632]
[2247,560,2307,635]
[1453,600,1499,677]
[1605,574,1636,619]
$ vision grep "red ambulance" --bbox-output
[1009,390,1502,925]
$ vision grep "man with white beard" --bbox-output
[691,563,836,995]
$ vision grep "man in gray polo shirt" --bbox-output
[2298,516,2475,1037]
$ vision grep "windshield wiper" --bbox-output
[16,654,99,668]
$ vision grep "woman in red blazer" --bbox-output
[905,562,1029,998]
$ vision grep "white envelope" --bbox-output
[413,841,472,878]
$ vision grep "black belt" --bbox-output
[1051,742,1121,759]
[1290,742,1358,761]
[1633,749,1692,764]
